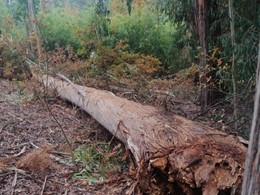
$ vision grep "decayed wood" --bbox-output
[33,71,247,194]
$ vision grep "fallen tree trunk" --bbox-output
[32,71,247,195]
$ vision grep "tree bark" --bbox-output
[64,0,69,10]
[197,0,208,111]
[27,0,42,60]
[193,1,225,108]
[39,0,46,12]
[242,40,260,195]
[30,67,247,194]
[228,0,238,130]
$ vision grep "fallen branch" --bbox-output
[10,169,18,195]
[13,146,27,157]
[40,175,48,195]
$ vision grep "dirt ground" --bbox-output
[0,79,132,194]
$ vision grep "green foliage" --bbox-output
[39,8,81,50]
[208,4,259,134]
[9,0,28,23]
[159,0,193,25]
[0,1,23,37]
[73,2,191,70]
[159,0,259,133]
[0,35,30,80]
[39,3,109,53]
[46,42,163,90]
[93,0,110,42]
[95,0,109,16]
[211,1,259,94]
[161,0,259,92]
[73,143,124,184]
[0,1,29,39]
[85,44,162,82]
[0,1,9,30]
[126,0,132,15]
[31,2,191,71]
[108,7,190,70]
[7,0,39,25]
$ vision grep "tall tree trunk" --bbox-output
[242,40,260,195]
[39,0,43,11]
[27,0,42,60]
[39,0,46,12]
[228,0,238,129]
[64,0,69,10]
[197,0,208,110]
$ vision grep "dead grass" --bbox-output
[17,146,56,177]
[0,162,9,173]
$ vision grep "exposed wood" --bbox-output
[242,40,260,195]
[31,67,247,194]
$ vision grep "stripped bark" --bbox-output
[31,69,247,194]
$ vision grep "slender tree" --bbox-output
[64,0,69,10]
[197,0,208,110]
[27,0,42,60]
[228,0,238,129]
[242,39,260,195]
[126,0,132,15]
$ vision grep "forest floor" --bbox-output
[0,79,132,194]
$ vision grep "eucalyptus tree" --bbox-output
[27,0,42,59]
[242,39,260,195]
[160,0,259,131]
[93,0,110,42]
[0,0,9,32]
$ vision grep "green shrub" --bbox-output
[0,1,9,31]
[84,44,162,85]
[73,4,192,71]
[0,35,30,80]
[0,2,23,37]
[73,143,124,184]
[39,7,81,50]
[107,8,191,70]
[38,4,191,72]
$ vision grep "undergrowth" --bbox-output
[73,143,125,184]
[0,35,31,80]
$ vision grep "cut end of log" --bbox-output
[132,133,246,194]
